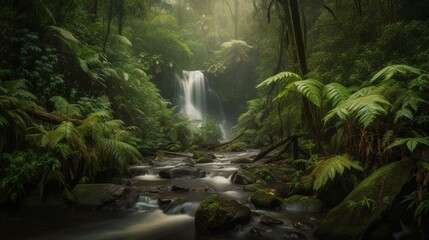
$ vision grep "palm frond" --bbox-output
[386,137,429,153]
[311,154,363,191]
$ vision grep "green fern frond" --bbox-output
[97,138,142,167]
[47,26,79,44]
[311,154,363,191]
[110,35,133,48]
[294,79,324,107]
[256,71,301,89]
[323,82,351,107]
[386,137,429,153]
[370,64,425,83]
[49,96,82,118]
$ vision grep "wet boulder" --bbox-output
[158,166,206,179]
[129,167,148,176]
[195,158,215,164]
[250,189,282,209]
[195,194,251,234]
[315,159,414,240]
[192,151,216,160]
[231,170,256,185]
[260,215,283,225]
[72,184,139,209]
[283,195,323,213]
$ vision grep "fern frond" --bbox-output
[47,26,79,44]
[386,137,429,153]
[256,71,301,89]
[323,82,351,107]
[294,79,324,107]
[97,138,142,167]
[49,96,82,118]
[311,154,363,191]
[370,64,425,83]
[110,35,133,48]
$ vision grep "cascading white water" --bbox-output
[176,70,230,140]
[178,71,207,120]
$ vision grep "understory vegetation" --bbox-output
[0,0,428,236]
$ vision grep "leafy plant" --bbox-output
[310,154,363,191]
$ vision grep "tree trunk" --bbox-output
[117,0,125,35]
[287,0,308,75]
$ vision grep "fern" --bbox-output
[50,96,82,118]
[256,71,301,89]
[294,79,324,107]
[386,137,429,153]
[323,82,351,107]
[310,154,363,191]
[370,64,425,83]
[217,39,253,63]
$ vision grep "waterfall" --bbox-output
[176,70,229,140]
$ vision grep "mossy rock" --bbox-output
[232,157,253,164]
[195,194,251,234]
[72,184,139,209]
[231,170,256,185]
[315,159,414,240]
[192,151,216,160]
[196,157,214,164]
[283,195,323,213]
[250,189,282,208]
[253,168,274,182]
[222,141,247,152]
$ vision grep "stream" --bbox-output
[1,150,321,240]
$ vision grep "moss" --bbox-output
[192,151,205,159]
[315,159,414,240]
[198,195,220,222]
[253,168,274,182]
[196,157,214,163]
[232,157,253,164]
[250,189,282,208]
[285,195,320,206]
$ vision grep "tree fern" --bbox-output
[217,39,253,64]
[310,154,363,191]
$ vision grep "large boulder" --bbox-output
[315,159,414,240]
[250,189,282,208]
[72,184,139,209]
[159,166,206,179]
[283,195,323,213]
[231,170,256,185]
[195,194,251,234]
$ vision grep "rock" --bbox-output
[148,160,160,166]
[284,231,306,239]
[231,170,256,185]
[129,167,148,176]
[158,166,206,179]
[250,189,282,208]
[315,160,414,240]
[171,185,189,192]
[195,157,214,164]
[182,158,196,166]
[192,151,216,160]
[253,168,274,182]
[260,215,283,225]
[250,227,266,235]
[293,221,314,230]
[231,157,253,164]
[195,194,251,234]
[72,184,139,209]
[283,195,323,213]
[158,197,177,211]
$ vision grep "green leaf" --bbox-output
[256,71,301,89]
[294,79,324,107]
[406,139,418,152]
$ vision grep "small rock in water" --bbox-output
[250,227,266,236]
[129,168,148,176]
[171,185,189,192]
[231,170,256,185]
[284,231,306,239]
[293,221,314,230]
[158,197,177,211]
[260,215,283,225]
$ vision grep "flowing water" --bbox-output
[1,151,322,240]
[176,70,230,140]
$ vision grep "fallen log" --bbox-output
[253,137,290,161]
[29,109,83,125]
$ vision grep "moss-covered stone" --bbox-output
[231,157,253,164]
[315,159,414,240]
[195,194,251,234]
[72,184,139,209]
[253,168,274,182]
[231,170,256,185]
[196,157,214,163]
[283,195,323,213]
[250,189,282,208]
